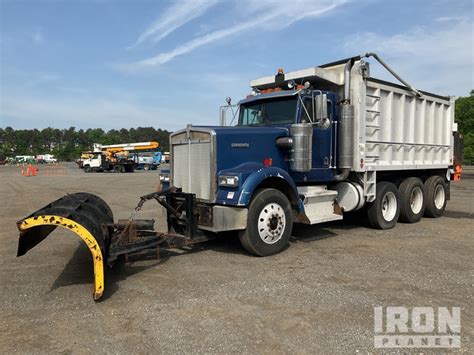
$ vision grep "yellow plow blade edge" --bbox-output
[16,193,114,301]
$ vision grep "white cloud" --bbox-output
[343,20,474,96]
[121,0,347,70]
[435,16,467,22]
[128,0,218,49]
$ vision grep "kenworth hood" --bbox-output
[200,126,290,172]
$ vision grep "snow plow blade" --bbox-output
[16,193,114,301]
[16,189,213,301]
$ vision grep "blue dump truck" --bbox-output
[16,54,463,300]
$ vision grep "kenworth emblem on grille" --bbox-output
[231,143,250,148]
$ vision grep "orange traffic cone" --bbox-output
[32,166,37,176]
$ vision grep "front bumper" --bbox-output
[197,205,248,232]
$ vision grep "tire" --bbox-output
[424,175,447,218]
[144,164,150,171]
[399,177,425,223]
[114,165,122,173]
[84,165,91,173]
[367,181,400,229]
[239,189,293,256]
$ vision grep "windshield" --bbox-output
[238,97,297,126]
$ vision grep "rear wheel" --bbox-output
[367,181,400,229]
[399,177,425,223]
[239,189,293,256]
[424,175,447,218]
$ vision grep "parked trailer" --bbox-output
[15,54,462,300]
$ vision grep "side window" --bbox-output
[326,100,332,120]
[301,96,332,128]
[302,98,313,123]
[242,108,263,125]
[242,106,263,126]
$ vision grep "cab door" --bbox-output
[300,94,334,171]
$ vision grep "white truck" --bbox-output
[36,154,57,163]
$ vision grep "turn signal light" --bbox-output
[263,158,273,167]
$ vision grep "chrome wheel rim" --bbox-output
[382,192,397,222]
[410,187,423,214]
[257,203,286,244]
[434,184,445,209]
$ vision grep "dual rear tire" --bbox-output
[423,176,447,217]
[367,181,400,229]
[399,177,425,223]
[367,175,447,229]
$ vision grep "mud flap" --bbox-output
[16,193,113,301]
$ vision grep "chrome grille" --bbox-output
[171,129,214,201]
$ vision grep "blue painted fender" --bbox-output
[231,166,306,218]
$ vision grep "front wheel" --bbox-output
[367,181,400,229]
[239,189,293,256]
[84,165,91,173]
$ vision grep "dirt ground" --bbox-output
[0,163,472,353]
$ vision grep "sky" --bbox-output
[0,0,473,131]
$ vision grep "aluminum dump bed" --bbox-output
[350,62,454,172]
[251,57,455,172]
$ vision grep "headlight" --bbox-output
[218,175,239,187]
[159,172,170,182]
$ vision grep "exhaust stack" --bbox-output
[334,58,355,181]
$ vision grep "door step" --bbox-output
[297,186,343,225]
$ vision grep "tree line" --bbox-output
[455,91,474,164]
[0,127,171,161]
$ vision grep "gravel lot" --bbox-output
[0,163,472,353]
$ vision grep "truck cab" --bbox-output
[82,152,109,172]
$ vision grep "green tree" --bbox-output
[455,91,474,164]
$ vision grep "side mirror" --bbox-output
[315,93,328,121]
